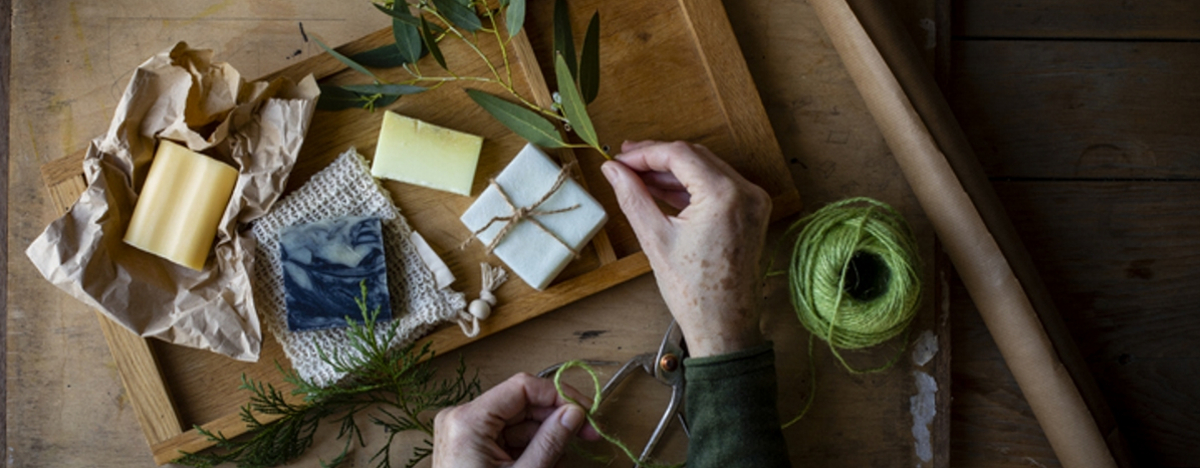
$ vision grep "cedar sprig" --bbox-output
[174,283,481,468]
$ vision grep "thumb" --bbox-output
[601,160,670,247]
[513,404,586,468]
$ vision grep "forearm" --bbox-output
[684,343,791,468]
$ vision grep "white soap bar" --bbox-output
[124,140,239,270]
[371,111,483,196]
[460,144,607,290]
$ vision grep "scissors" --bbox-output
[538,320,689,465]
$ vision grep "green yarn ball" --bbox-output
[786,197,921,351]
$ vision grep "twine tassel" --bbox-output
[455,263,509,338]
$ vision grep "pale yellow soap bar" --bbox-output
[371,111,483,196]
[124,140,239,271]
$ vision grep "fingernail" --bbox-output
[600,161,619,183]
[559,404,585,430]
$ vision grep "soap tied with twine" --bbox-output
[471,162,581,255]
[460,144,608,290]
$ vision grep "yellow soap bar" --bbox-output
[124,140,239,271]
[371,111,483,196]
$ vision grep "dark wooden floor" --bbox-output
[947,1,1200,467]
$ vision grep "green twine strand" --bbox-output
[776,197,922,428]
[553,360,684,468]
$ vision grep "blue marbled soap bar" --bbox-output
[280,216,392,332]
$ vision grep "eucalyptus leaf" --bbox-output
[500,0,510,7]
[341,84,427,95]
[554,53,598,148]
[390,5,424,63]
[314,37,378,80]
[465,89,568,148]
[552,0,577,79]
[431,0,483,32]
[578,12,600,104]
[420,16,448,70]
[505,0,526,39]
[371,93,403,109]
[373,2,421,29]
[374,4,448,33]
[349,44,408,68]
[316,85,367,111]
[315,85,403,111]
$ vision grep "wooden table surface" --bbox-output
[6,0,1197,467]
[946,1,1200,467]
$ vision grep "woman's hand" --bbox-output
[602,141,772,358]
[432,373,596,468]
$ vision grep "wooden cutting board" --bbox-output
[37,0,800,463]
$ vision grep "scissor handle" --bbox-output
[534,320,691,466]
[638,377,686,466]
[601,353,656,401]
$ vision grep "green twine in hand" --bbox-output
[553,360,684,468]
[776,197,922,427]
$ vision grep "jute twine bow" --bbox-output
[465,163,582,256]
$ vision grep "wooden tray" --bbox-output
[38,0,800,463]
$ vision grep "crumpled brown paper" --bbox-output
[26,42,319,362]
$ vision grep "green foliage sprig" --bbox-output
[316,0,610,159]
[174,283,481,468]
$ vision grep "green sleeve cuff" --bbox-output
[684,341,777,380]
[683,341,792,468]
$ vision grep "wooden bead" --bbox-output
[469,300,492,320]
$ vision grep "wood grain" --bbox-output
[8,0,973,467]
[720,1,953,466]
[994,181,1200,467]
[29,0,800,463]
[0,0,9,457]
[95,317,184,446]
[8,4,380,467]
[520,0,801,257]
[946,0,1200,464]
[679,0,791,198]
[951,182,1200,467]
[949,40,1200,179]
[952,0,1200,40]
[37,158,186,448]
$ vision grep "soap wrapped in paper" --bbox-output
[25,42,319,361]
[123,140,239,271]
[460,144,607,290]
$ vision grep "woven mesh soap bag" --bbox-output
[251,148,466,387]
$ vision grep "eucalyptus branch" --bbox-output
[421,5,502,79]
[482,5,515,86]
[316,0,610,159]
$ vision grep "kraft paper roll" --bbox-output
[806,1,1132,467]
